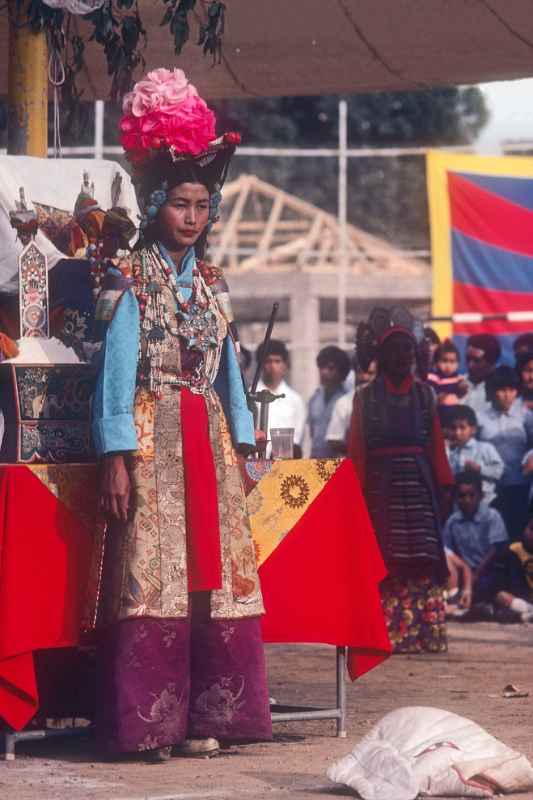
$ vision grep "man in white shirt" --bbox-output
[326,358,377,454]
[326,390,354,455]
[254,340,306,457]
[464,333,501,415]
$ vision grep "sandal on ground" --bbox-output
[173,738,220,758]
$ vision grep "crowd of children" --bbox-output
[428,331,533,624]
[254,328,533,626]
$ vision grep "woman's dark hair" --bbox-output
[424,327,441,346]
[137,149,234,259]
[455,470,483,495]
[449,405,477,427]
[516,350,533,378]
[435,338,459,362]
[467,333,501,365]
[138,151,228,199]
[513,333,533,354]
[486,365,520,403]
[316,346,351,381]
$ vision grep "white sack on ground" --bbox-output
[0,156,139,293]
[327,706,533,800]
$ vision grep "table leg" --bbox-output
[336,646,347,738]
[4,732,15,761]
[270,645,348,736]
[2,726,92,761]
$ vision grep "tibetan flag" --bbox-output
[427,151,533,363]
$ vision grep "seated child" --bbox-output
[427,339,468,406]
[443,472,508,612]
[445,550,473,617]
[495,515,533,623]
[447,406,504,506]
[478,365,533,540]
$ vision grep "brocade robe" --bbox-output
[91,245,264,623]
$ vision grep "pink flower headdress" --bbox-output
[120,67,240,170]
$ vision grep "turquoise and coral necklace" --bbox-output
[136,243,220,393]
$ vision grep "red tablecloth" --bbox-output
[244,458,391,679]
[0,458,389,731]
[0,465,98,730]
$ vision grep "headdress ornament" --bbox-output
[119,68,240,232]
[356,305,429,377]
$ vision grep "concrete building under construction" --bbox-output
[209,174,430,399]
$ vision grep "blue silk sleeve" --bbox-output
[214,336,255,447]
[91,289,140,456]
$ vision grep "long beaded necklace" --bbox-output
[135,243,220,395]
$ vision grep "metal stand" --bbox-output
[3,725,91,761]
[3,648,347,758]
[270,646,347,738]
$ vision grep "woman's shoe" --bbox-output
[143,745,172,763]
[174,738,220,758]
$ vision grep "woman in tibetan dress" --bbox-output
[91,69,272,760]
[348,308,453,654]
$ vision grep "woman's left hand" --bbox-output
[236,431,267,458]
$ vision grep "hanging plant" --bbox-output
[198,0,225,62]
[6,0,226,107]
[84,0,147,102]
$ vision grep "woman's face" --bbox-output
[493,386,517,413]
[156,182,210,250]
[380,333,415,381]
[521,359,533,393]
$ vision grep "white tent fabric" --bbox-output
[0,156,139,294]
[327,706,533,799]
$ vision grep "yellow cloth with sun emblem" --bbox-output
[247,459,343,568]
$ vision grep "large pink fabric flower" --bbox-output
[120,94,216,159]
[122,68,198,117]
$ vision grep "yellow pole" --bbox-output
[7,1,48,156]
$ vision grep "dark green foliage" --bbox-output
[4,0,222,116]
[214,88,489,249]
[160,0,196,55]
[198,1,225,61]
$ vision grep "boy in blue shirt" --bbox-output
[447,406,504,507]
[443,472,508,615]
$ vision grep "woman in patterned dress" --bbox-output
[348,307,453,654]
[92,69,271,760]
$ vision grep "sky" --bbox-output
[476,78,533,153]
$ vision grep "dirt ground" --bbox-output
[1,621,532,800]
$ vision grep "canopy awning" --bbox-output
[1,0,533,100]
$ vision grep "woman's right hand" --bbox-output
[100,454,131,522]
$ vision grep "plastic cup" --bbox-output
[270,428,295,459]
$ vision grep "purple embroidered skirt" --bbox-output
[96,593,273,754]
